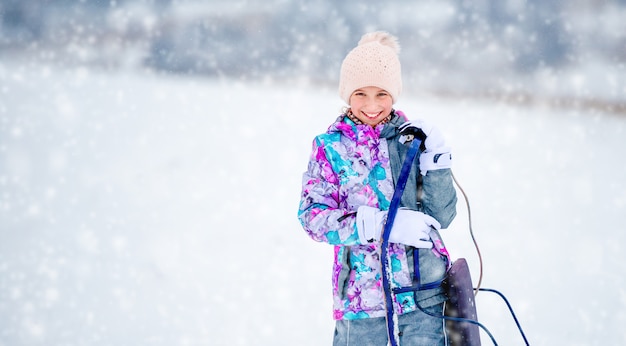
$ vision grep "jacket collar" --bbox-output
[326,110,407,141]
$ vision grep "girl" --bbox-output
[298,32,457,345]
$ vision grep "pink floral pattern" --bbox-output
[299,116,422,320]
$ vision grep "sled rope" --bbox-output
[380,138,422,346]
[449,174,530,345]
[382,131,529,345]
[451,172,484,296]
[416,299,498,345]
[478,288,530,345]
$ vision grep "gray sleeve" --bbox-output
[420,168,457,228]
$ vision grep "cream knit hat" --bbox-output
[338,31,402,104]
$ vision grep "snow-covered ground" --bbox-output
[1,61,625,345]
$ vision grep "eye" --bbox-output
[354,92,366,97]
[377,92,389,97]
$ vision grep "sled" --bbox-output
[382,133,529,346]
[444,258,481,346]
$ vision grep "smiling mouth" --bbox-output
[362,111,382,119]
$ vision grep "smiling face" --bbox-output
[348,86,393,126]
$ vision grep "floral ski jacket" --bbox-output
[298,111,457,320]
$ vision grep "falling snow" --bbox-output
[1,1,625,345]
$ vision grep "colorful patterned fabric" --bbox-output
[298,111,456,320]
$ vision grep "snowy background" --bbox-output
[1,1,625,345]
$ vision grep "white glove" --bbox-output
[389,208,440,248]
[399,119,452,175]
[398,120,446,149]
[356,206,387,244]
[419,147,452,176]
[356,206,440,248]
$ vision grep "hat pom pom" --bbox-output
[358,31,400,54]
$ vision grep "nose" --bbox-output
[361,95,375,106]
[363,99,381,111]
